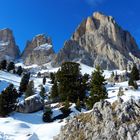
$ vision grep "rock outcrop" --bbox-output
[0,28,20,61]
[55,98,140,140]
[16,95,43,113]
[53,12,140,70]
[22,34,55,65]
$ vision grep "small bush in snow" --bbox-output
[42,106,52,122]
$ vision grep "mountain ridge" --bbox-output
[53,12,140,70]
[0,12,140,70]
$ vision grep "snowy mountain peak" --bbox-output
[22,34,55,65]
[0,28,20,61]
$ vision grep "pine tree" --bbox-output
[43,76,46,85]
[42,106,52,122]
[7,62,15,72]
[0,60,7,70]
[50,72,55,84]
[87,65,108,109]
[81,73,90,91]
[111,71,115,78]
[16,66,23,76]
[19,73,30,92]
[40,85,46,107]
[56,62,85,102]
[76,98,81,111]
[130,64,139,81]
[0,84,18,117]
[37,72,41,78]
[128,78,134,87]
[50,81,59,101]
[61,98,70,115]
[25,80,34,98]
[128,64,139,89]
[40,85,46,99]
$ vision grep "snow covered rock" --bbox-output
[22,34,55,65]
[55,98,140,140]
[0,28,20,61]
[16,95,43,113]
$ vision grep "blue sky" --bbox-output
[0,0,139,52]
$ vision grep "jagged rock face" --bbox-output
[0,28,20,61]
[53,12,140,70]
[55,98,140,140]
[22,34,55,65]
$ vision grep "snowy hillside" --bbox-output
[0,64,140,140]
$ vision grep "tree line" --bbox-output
[0,59,23,76]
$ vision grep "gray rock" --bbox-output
[22,34,55,65]
[55,98,140,140]
[53,12,140,70]
[16,95,43,113]
[0,28,20,61]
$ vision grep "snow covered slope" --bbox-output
[0,64,140,140]
[0,111,65,140]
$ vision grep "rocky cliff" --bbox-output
[22,34,55,65]
[54,98,140,140]
[53,12,140,70]
[0,28,20,61]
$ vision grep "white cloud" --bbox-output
[85,0,105,7]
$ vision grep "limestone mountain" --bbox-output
[0,28,20,61]
[22,34,55,65]
[53,12,140,70]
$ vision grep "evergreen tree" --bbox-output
[82,73,89,84]
[82,73,90,91]
[87,66,108,109]
[37,72,41,78]
[114,72,119,82]
[133,81,138,90]
[40,85,46,99]
[50,81,59,101]
[19,73,30,92]
[42,106,52,122]
[76,98,81,111]
[25,80,34,98]
[0,84,18,117]
[43,76,46,85]
[61,98,70,115]
[16,66,23,76]
[128,64,139,89]
[7,62,15,72]
[130,64,139,81]
[40,85,46,108]
[111,71,115,78]
[128,78,134,87]
[50,72,55,84]
[0,60,7,70]
[56,62,86,102]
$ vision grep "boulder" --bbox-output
[16,95,43,113]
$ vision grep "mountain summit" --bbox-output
[0,28,20,61]
[53,12,140,70]
[22,34,55,65]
